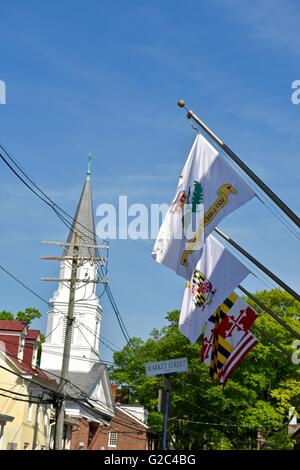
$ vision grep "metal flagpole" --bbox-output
[252,324,291,359]
[177,100,300,229]
[162,375,172,450]
[214,227,300,303]
[238,285,300,340]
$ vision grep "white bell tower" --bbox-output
[41,159,102,372]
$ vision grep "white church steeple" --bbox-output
[41,159,102,372]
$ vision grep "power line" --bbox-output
[35,347,116,367]
[0,144,108,245]
[215,138,300,241]
[170,417,239,427]
[78,321,117,353]
[0,391,51,404]
[0,262,69,325]
[0,386,51,402]
[0,263,53,307]
[180,103,300,229]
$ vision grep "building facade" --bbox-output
[70,404,149,450]
[40,165,116,446]
[0,321,57,450]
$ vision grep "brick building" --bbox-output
[70,404,149,450]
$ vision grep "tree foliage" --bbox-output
[111,289,300,450]
[0,307,42,325]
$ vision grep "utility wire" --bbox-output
[78,321,117,353]
[0,391,51,404]
[0,144,108,245]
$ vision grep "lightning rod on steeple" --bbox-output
[87,153,92,181]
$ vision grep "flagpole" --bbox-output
[238,285,300,340]
[177,100,300,229]
[252,324,291,359]
[214,227,300,303]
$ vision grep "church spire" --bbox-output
[64,156,97,258]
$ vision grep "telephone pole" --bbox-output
[54,232,79,450]
[41,234,108,450]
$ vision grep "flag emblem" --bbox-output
[181,183,238,267]
[191,270,217,309]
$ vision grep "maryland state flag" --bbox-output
[201,292,238,367]
[179,236,249,344]
[201,292,259,383]
[219,332,258,385]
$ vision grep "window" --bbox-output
[7,442,18,450]
[27,399,34,422]
[44,405,49,426]
[108,432,117,447]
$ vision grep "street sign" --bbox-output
[145,357,188,377]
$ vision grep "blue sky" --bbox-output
[0,0,299,363]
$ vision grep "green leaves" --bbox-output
[111,290,300,450]
[0,307,42,325]
[16,308,41,325]
[0,310,14,321]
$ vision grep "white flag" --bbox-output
[179,235,250,344]
[152,133,255,280]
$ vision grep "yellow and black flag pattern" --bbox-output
[192,270,207,307]
[209,292,238,380]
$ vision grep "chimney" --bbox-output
[24,330,41,367]
[111,383,117,402]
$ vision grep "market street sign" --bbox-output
[145,357,188,377]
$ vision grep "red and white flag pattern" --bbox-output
[216,296,258,350]
[200,292,259,384]
[219,332,258,385]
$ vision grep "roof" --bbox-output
[292,426,300,438]
[27,329,40,340]
[0,320,27,332]
[8,355,55,382]
[116,406,148,429]
[63,178,97,258]
[49,363,114,421]
[50,363,108,397]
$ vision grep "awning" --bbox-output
[0,414,14,424]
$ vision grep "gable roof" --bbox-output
[116,406,148,429]
[49,363,114,418]
[0,349,57,385]
[27,329,40,341]
[66,363,108,396]
[0,320,27,333]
